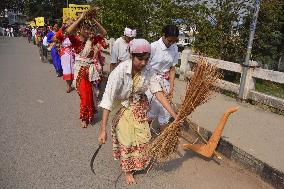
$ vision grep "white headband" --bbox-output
[124,27,137,38]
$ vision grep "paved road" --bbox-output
[0,37,273,189]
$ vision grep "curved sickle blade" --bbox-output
[90,144,102,174]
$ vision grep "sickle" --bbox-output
[90,144,102,174]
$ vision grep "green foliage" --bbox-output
[95,0,180,41]
[0,0,24,18]
[241,0,284,67]
[255,79,284,99]
[95,0,152,39]
[189,1,253,62]
[24,0,87,21]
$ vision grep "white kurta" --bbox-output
[110,37,131,64]
[147,37,178,125]
[149,37,178,73]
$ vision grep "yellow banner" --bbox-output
[35,17,45,26]
[63,8,73,22]
[68,4,90,18]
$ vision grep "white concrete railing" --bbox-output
[178,48,284,110]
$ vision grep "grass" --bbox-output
[220,71,284,99]
[255,79,284,99]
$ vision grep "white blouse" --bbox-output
[99,60,162,111]
[149,37,178,73]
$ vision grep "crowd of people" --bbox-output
[24,12,180,185]
[1,27,15,37]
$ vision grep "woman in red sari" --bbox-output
[65,12,107,128]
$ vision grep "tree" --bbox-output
[94,0,180,41]
[22,0,87,24]
[184,0,253,62]
[240,0,283,69]
[95,0,152,38]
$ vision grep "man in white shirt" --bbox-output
[42,34,49,62]
[10,27,14,37]
[110,27,136,72]
[42,35,48,47]
[32,27,37,44]
[6,28,10,37]
[1,27,5,36]
[147,24,179,131]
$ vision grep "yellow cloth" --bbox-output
[116,107,151,147]
[112,73,151,171]
[116,73,151,146]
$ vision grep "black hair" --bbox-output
[132,52,150,61]
[132,52,148,57]
[162,24,179,38]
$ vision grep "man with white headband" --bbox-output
[110,27,136,72]
[99,39,177,185]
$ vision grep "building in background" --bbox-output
[0,9,27,26]
[0,9,27,36]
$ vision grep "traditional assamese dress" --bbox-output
[99,60,163,172]
[69,34,107,123]
[56,29,75,81]
[51,45,63,75]
[48,30,63,75]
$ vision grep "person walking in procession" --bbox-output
[55,19,75,93]
[147,24,179,132]
[32,27,37,44]
[65,11,107,128]
[1,27,5,36]
[98,39,177,185]
[110,27,136,72]
[48,24,63,77]
[10,27,14,37]
[6,28,10,37]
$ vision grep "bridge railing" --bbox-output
[177,48,284,110]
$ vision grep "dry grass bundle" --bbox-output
[147,58,222,162]
[79,7,99,34]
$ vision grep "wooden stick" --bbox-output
[170,100,222,159]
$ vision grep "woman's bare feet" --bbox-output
[66,80,73,93]
[66,87,71,93]
[125,171,136,185]
[80,121,87,128]
[66,82,72,93]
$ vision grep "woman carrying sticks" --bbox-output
[98,39,177,185]
[65,10,108,128]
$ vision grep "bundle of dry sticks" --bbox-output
[79,7,99,34]
[147,58,222,162]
